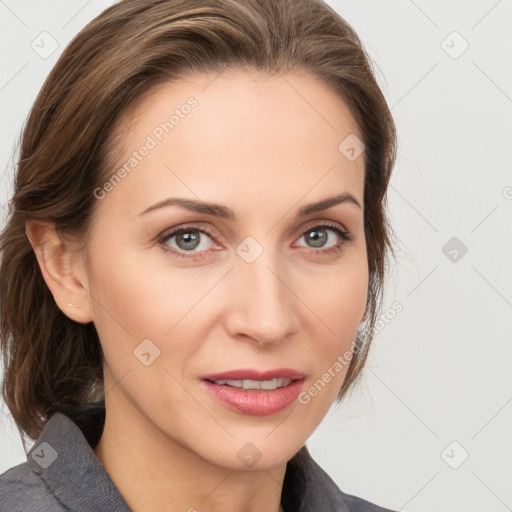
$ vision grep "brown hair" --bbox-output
[0,0,397,451]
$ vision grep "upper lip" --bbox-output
[201,368,306,382]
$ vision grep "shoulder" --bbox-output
[340,489,397,512]
[318,464,398,512]
[0,409,131,512]
[285,446,397,512]
[321,472,398,512]
[0,461,66,511]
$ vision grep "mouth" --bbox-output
[201,368,306,383]
[204,377,296,390]
[199,368,306,415]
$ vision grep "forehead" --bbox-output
[99,69,365,218]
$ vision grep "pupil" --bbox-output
[178,231,200,250]
[308,229,326,248]
[174,228,328,251]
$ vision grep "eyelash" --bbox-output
[157,222,352,260]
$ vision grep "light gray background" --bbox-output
[1,1,511,511]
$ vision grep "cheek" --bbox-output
[333,265,368,332]
[304,258,368,337]
[302,258,368,391]
[88,240,183,332]
[88,225,368,361]
[87,243,216,369]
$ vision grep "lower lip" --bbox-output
[200,378,305,415]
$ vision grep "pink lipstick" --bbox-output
[200,368,305,415]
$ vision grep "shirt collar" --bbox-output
[26,407,350,512]
[27,409,131,512]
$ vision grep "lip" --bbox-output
[200,368,306,415]
[200,378,305,415]
[200,368,306,382]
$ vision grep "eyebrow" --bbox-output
[137,192,362,219]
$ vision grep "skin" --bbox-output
[26,69,368,512]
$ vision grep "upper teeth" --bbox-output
[213,378,292,390]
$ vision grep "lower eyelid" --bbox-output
[295,226,349,248]
[159,227,216,254]
[159,224,350,257]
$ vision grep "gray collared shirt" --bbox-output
[0,408,396,511]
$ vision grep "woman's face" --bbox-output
[81,69,368,469]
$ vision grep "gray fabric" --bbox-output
[0,410,396,511]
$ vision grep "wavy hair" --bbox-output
[0,0,397,451]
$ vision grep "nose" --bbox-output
[224,247,299,347]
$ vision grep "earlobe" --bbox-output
[25,220,94,324]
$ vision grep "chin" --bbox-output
[194,433,307,473]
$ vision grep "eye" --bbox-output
[294,222,351,255]
[159,225,217,260]
[157,221,351,260]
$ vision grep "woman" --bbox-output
[0,0,398,510]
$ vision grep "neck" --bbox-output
[93,387,286,512]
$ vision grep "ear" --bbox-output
[25,220,94,324]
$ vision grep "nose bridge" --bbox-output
[228,236,297,344]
